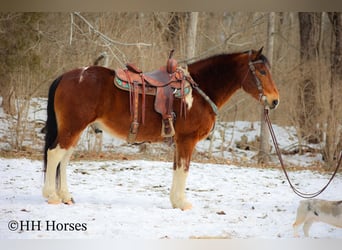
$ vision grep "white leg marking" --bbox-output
[170,158,192,210]
[42,144,66,203]
[58,147,75,203]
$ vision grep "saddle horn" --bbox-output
[167,49,177,74]
[169,49,175,59]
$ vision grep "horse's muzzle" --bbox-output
[271,99,279,108]
[262,96,279,109]
[268,99,279,109]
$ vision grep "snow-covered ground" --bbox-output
[0,97,341,239]
[0,158,341,239]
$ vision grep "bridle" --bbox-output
[187,50,269,115]
[242,50,268,104]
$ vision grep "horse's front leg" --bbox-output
[170,137,196,210]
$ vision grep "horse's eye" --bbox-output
[259,69,266,75]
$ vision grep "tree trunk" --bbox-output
[166,12,182,50]
[298,12,322,145]
[325,12,342,168]
[257,12,275,164]
[1,85,17,116]
[186,12,199,60]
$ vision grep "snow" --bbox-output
[1,158,341,239]
[0,97,341,239]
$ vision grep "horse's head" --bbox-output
[241,47,279,109]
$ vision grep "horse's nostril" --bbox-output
[272,99,279,107]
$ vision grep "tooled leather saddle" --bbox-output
[114,49,194,144]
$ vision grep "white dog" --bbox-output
[293,199,342,237]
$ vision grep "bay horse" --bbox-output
[42,48,279,210]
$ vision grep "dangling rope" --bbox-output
[264,108,341,198]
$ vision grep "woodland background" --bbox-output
[0,12,341,168]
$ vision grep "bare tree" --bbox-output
[298,12,322,145]
[2,12,341,164]
[185,12,199,60]
[325,12,342,168]
[257,12,276,164]
[164,12,183,50]
[0,13,42,115]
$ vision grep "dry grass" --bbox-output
[0,145,330,174]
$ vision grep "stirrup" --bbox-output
[161,117,175,138]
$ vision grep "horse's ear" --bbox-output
[256,47,263,58]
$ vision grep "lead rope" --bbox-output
[183,73,219,116]
[264,108,342,198]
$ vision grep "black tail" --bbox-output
[43,76,62,176]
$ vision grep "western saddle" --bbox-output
[115,49,194,144]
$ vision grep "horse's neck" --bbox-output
[189,56,245,108]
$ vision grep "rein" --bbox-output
[187,50,266,117]
[192,85,219,115]
[184,75,219,116]
[264,108,342,198]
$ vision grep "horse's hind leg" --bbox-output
[42,145,67,204]
[57,147,75,204]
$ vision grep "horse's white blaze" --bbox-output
[170,158,192,210]
[42,144,66,202]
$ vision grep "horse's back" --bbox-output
[53,66,116,133]
[57,66,114,90]
[55,66,114,101]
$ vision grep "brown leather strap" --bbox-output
[125,67,141,144]
[133,81,139,125]
[124,69,132,116]
[265,108,341,198]
[179,76,186,119]
[140,74,145,124]
[127,81,140,144]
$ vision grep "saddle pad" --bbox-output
[114,77,191,98]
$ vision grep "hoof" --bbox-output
[63,198,75,205]
[181,202,192,211]
[46,192,62,204]
[171,200,193,210]
[47,199,62,205]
